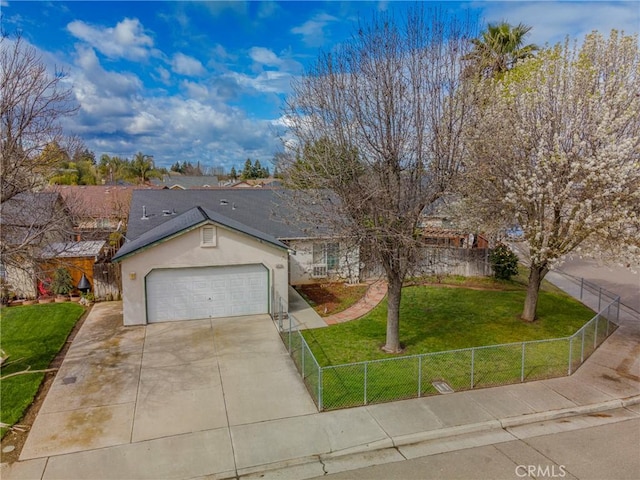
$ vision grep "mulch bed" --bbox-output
[296,283,368,316]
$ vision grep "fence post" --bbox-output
[594,315,599,349]
[470,349,475,389]
[418,356,422,398]
[318,367,323,411]
[302,339,305,378]
[364,362,368,406]
[288,312,292,353]
[581,328,585,363]
[598,287,602,311]
[521,343,526,382]
[568,337,573,375]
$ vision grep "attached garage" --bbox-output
[146,264,268,323]
[113,206,290,326]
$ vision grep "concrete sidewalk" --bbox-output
[324,280,387,325]
[2,272,639,480]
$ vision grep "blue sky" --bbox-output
[2,1,639,172]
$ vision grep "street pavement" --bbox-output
[1,261,639,480]
[314,415,640,480]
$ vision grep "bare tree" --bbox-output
[1,33,78,202]
[282,7,477,353]
[458,30,640,321]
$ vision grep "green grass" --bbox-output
[1,303,85,437]
[297,277,602,410]
[303,286,594,365]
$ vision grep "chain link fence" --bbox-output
[273,286,620,411]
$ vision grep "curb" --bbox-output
[236,394,640,479]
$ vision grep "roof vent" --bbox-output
[162,209,172,216]
[220,199,228,206]
[141,206,148,220]
[232,203,236,210]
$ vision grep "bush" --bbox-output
[51,267,74,295]
[490,243,519,280]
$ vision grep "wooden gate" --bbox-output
[93,262,121,300]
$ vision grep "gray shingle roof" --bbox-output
[124,189,320,241]
[113,205,288,262]
[150,175,219,189]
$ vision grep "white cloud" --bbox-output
[291,13,338,47]
[126,112,164,135]
[155,66,171,85]
[479,1,640,46]
[171,53,206,76]
[228,70,293,95]
[257,1,281,19]
[67,18,155,61]
[249,47,284,67]
[73,46,142,98]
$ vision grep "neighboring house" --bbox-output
[0,192,74,298]
[415,198,492,277]
[218,179,283,188]
[113,189,360,325]
[50,185,138,243]
[150,175,219,189]
[421,228,489,249]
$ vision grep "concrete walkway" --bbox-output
[324,279,388,325]
[2,269,639,480]
[287,286,327,330]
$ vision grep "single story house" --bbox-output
[49,185,143,243]
[150,175,219,189]
[0,192,74,298]
[113,189,360,325]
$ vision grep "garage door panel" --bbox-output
[146,265,268,323]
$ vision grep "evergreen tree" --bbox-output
[241,158,253,179]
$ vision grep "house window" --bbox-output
[312,242,340,271]
[327,242,339,270]
[96,218,111,229]
[201,226,217,247]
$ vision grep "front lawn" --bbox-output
[297,280,599,409]
[1,303,85,437]
[302,284,595,366]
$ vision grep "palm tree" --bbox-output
[465,22,538,78]
[129,152,160,185]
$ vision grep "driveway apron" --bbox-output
[19,302,317,460]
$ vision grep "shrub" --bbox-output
[490,243,519,280]
[51,267,74,295]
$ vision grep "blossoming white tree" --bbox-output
[461,30,640,321]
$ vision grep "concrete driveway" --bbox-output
[20,302,317,461]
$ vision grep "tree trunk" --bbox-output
[522,264,548,322]
[382,273,403,353]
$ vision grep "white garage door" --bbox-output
[146,264,269,323]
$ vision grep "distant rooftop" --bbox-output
[150,175,219,189]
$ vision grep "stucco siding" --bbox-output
[120,225,288,325]
[287,239,360,285]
